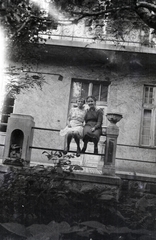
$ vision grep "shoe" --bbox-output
[63,150,67,155]
[63,147,69,155]
[94,147,98,154]
[76,147,81,157]
[76,152,80,157]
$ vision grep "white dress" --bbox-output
[60,107,86,138]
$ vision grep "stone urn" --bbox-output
[106,113,123,125]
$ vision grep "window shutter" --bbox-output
[141,109,151,146]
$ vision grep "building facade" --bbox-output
[1,17,156,176]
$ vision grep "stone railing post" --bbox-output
[3,114,35,166]
[102,113,122,175]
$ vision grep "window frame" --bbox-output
[69,78,110,127]
[140,85,156,147]
[70,78,110,106]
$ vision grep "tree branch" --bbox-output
[137,2,156,13]
[71,6,132,23]
[134,2,156,30]
[12,17,31,37]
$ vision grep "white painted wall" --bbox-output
[1,59,156,175]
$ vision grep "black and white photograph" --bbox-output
[0,0,156,239]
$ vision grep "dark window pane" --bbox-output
[2,106,14,114]
[4,97,14,106]
[92,84,100,100]
[81,82,89,98]
[144,86,153,104]
[0,96,14,132]
[0,124,7,132]
[71,80,108,104]
[144,87,149,104]
[149,87,153,104]
[100,85,108,101]
[1,115,9,123]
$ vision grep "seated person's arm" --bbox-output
[67,110,72,127]
[94,109,103,130]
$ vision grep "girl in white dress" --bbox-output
[60,98,86,156]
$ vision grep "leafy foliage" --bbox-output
[0,166,156,239]
[1,0,156,50]
[2,66,47,98]
[1,0,57,57]
[42,150,83,172]
[6,72,46,96]
[57,0,156,32]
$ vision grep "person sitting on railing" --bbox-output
[81,96,103,154]
[60,98,86,157]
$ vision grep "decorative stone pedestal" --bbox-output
[3,114,35,166]
[102,113,122,176]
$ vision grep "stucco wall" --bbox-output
[1,56,156,175]
[109,74,156,175]
[13,63,109,163]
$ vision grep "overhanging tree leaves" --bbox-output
[0,0,58,61]
[1,0,156,41]
[0,0,155,96]
[0,0,156,57]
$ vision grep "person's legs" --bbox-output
[81,135,89,153]
[64,133,73,154]
[73,132,81,156]
[93,139,98,154]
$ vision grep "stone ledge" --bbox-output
[44,39,156,54]
[116,170,156,183]
[64,171,121,186]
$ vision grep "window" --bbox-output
[0,95,15,132]
[70,79,110,126]
[71,79,108,103]
[140,85,156,146]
